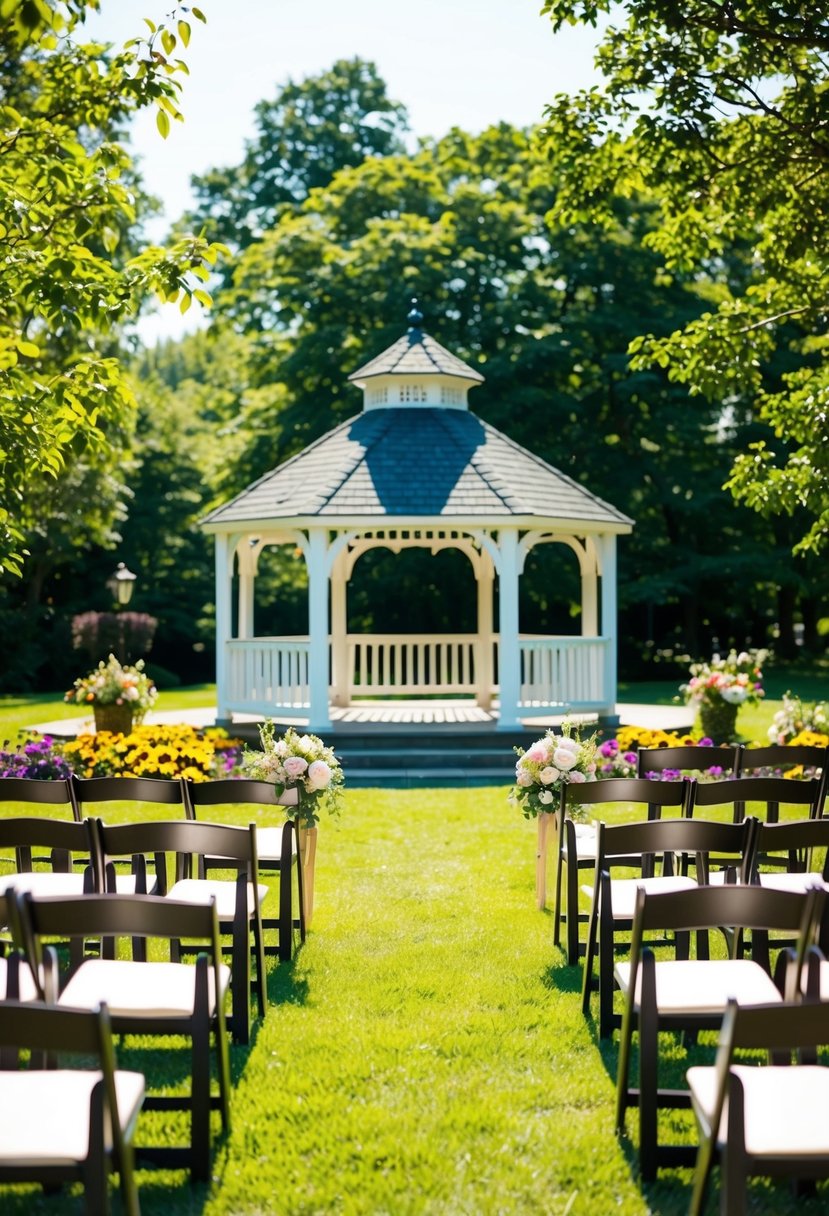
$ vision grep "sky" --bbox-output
[85,0,606,342]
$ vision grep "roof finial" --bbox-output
[407,298,424,331]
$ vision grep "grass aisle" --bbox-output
[203,789,648,1216]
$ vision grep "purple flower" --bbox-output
[623,752,637,765]
[698,737,714,747]
[706,765,724,778]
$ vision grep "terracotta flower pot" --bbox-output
[93,704,134,736]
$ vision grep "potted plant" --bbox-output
[64,653,158,736]
[509,723,598,909]
[679,648,767,742]
[241,721,345,925]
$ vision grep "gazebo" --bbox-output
[201,307,633,732]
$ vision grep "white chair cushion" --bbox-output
[614,958,782,1013]
[801,960,829,1000]
[0,1070,145,1164]
[59,958,231,1019]
[757,872,826,894]
[1,871,89,897]
[561,823,597,861]
[688,1064,829,1156]
[579,875,698,920]
[167,877,269,918]
[109,871,159,896]
[0,957,41,1002]
[204,827,296,864]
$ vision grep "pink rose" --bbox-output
[567,770,587,784]
[516,767,533,787]
[283,755,309,780]
[307,759,332,790]
[525,744,548,764]
[539,766,560,785]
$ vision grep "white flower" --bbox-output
[553,747,578,770]
[537,789,555,805]
[720,686,747,705]
[516,767,533,787]
[539,766,560,786]
[307,759,332,790]
[568,770,587,784]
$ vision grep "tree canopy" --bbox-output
[541,0,829,553]
[0,0,225,576]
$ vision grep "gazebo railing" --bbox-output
[224,633,612,715]
[518,635,609,709]
[226,638,310,716]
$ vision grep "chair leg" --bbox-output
[565,850,580,966]
[581,887,599,1020]
[638,955,659,1182]
[598,910,615,1039]
[231,878,251,1045]
[294,821,306,943]
[278,846,293,963]
[689,1138,715,1216]
[84,1082,111,1216]
[191,958,212,1182]
[615,999,635,1133]
[254,909,267,1020]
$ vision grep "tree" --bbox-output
[540,0,829,555]
[0,0,225,576]
[182,57,409,262]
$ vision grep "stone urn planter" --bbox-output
[699,701,739,743]
[93,704,135,735]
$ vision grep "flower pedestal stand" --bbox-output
[699,702,739,743]
[297,825,318,929]
[93,704,134,735]
[536,811,555,910]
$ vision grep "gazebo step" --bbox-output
[344,766,512,789]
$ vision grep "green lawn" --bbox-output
[1,686,828,1213]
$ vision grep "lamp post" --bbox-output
[106,562,137,610]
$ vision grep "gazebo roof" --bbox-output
[348,329,484,386]
[201,408,633,533]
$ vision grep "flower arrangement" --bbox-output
[510,724,598,819]
[241,721,345,828]
[767,692,829,746]
[679,649,767,711]
[64,653,158,720]
[63,724,243,781]
[596,738,638,779]
[0,734,73,780]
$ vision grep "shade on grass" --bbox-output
[1,786,828,1214]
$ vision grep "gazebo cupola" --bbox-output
[201,302,633,732]
[351,302,484,411]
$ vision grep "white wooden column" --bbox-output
[497,529,521,730]
[237,541,256,640]
[306,527,332,731]
[329,546,349,707]
[598,532,618,715]
[214,532,233,720]
[475,552,495,710]
[581,554,598,637]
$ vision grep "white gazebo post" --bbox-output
[214,532,234,720]
[496,528,521,730]
[581,539,598,637]
[475,550,495,710]
[329,545,349,707]
[598,533,618,717]
[306,527,332,732]
[237,541,257,640]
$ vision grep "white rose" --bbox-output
[537,789,554,805]
[307,759,332,790]
[553,747,577,770]
[567,770,587,784]
[539,766,560,786]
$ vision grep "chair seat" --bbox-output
[0,957,41,1002]
[168,877,269,918]
[206,826,297,865]
[110,872,159,896]
[757,872,827,894]
[60,958,231,1019]
[562,822,598,861]
[688,1063,829,1156]
[580,875,697,920]
[1,871,89,897]
[0,1070,145,1165]
[614,958,782,1014]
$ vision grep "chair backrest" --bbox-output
[184,777,296,821]
[753,817,829,880]
[560,776,690,821]
[736,744,828,816]
[595,814,758,884]
[72,774,186,817]
[92,817,259,893]
[688,775,823,823]
[0,776,80,821]
[637,744,740,779]
[19,891,224,989]
[0,815,97,879]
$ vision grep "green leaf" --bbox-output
[161,28,176,55]
[156,109,171,139]
[178,20,191,47]
[15,340,39,359]
[191,6,207,22]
